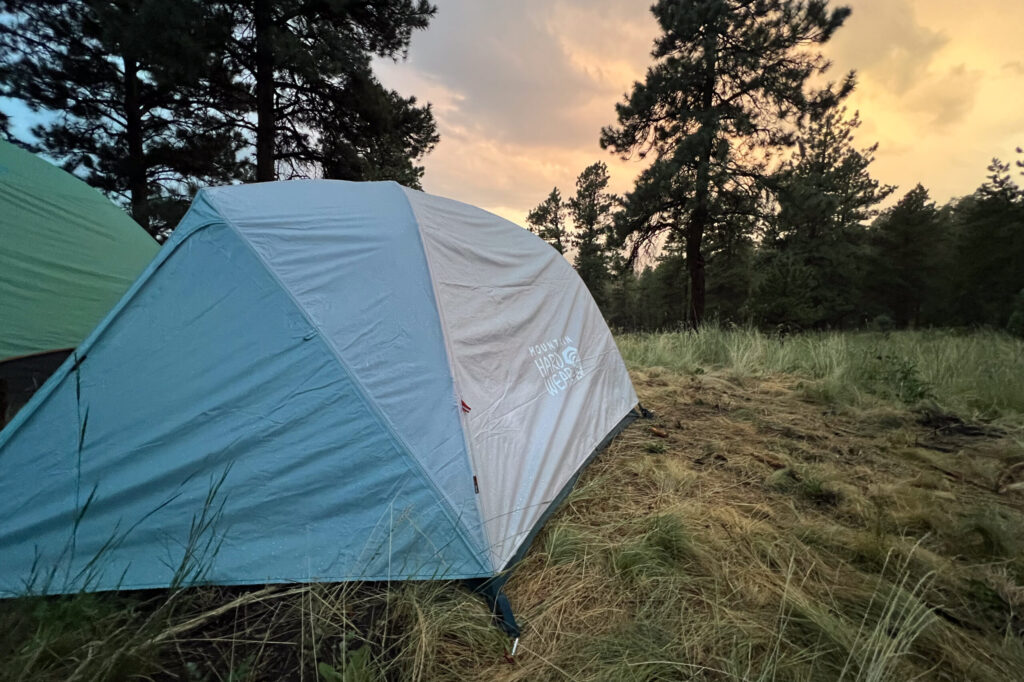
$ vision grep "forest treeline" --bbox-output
[1,0,1022,334]
[529,140,1024,336]
[522,1,1024,335]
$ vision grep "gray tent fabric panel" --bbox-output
[200,181,489,566]
[404,188,638,569]
[0,219,490,595]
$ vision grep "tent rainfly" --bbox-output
[0,139,158,424]
[0,180,639,634]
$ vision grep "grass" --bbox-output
[2,327,1023,680]
[616,326,1024,421]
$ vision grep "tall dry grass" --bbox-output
[616,326,1024,421]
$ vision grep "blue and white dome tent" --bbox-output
[0,180,640,635]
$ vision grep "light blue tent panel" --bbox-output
[0,209,489,594]
[201,182,486,557]
[0,179,639,609]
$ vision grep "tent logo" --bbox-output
[528,336,583,396]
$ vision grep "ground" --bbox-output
[492,365,1024,681]
[3,329,1024,681]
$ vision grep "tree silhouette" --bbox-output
[602,0,853,326]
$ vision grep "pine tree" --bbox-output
[756,106,893,327]
[569,162,616,308]
[705,227,755,323]
[949,153,1024,327]
[747,250,821,329]
[317,71,439,187]
[220,0,438,185]
[526,188,569,254]
[604,254,641,330]
[601,0,853,326]
[0,0,249,236]
[771,108,893,242]
[865,185,944,327]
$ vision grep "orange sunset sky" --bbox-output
[376,0,1024,227]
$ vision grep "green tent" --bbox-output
[0,140,158,422]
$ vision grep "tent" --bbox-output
[0,140,158,423]
[0,180,638,632]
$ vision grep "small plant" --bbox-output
[613,514,698,579]
[542,523,589,566]
[644,440,667,454]
[958,509,1020,559]
[1006,289,1024,338]
[318,644,380,682]
[798,475,842,507]
[863,351,934,404]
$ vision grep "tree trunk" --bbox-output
[686,205,707,328]
[686,33,718,329]
[254,0,275,181]
[123,56,149,232]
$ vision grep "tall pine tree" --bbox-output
[601,0,853,326]
[770,108,892,243]
[527,188,569,254]
[864,185,945,327]
[220,0,439,185]
[569,162,616,308]
[753,106,893,327]
[949,154,1024,327]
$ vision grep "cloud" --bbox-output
[1003,61,1024,76]
[375,0,656,220]
[406,116,643,222]
[907,63,981,127]
[829,0,982,129]
[396,0,622,148]
[375,0,1023,221]
[830,0,948,92]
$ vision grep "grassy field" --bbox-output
[616,327,1024,421]
[2,328,1023,681]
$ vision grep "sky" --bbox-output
[375,0,1024,226]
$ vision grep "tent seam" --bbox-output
[203,187,491,577]
[397,186,497,572]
